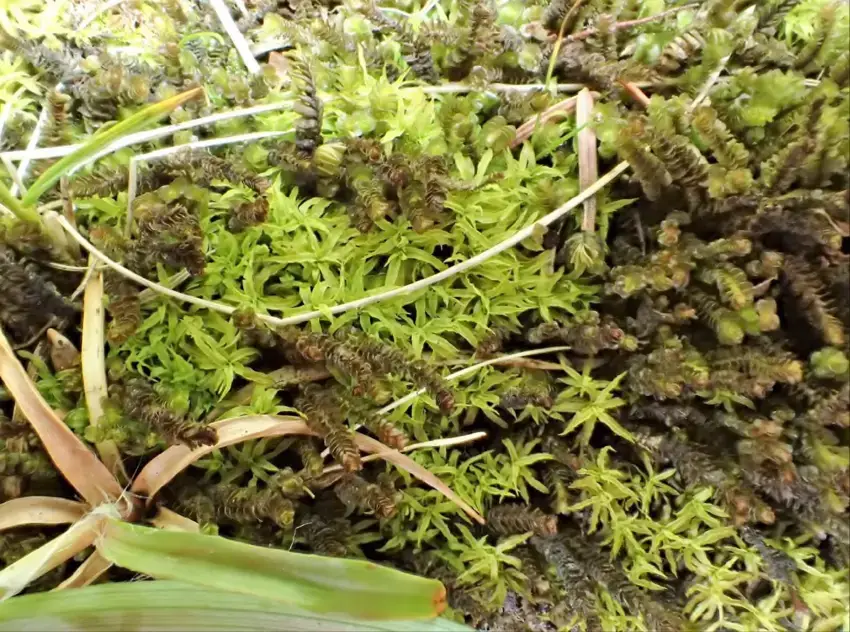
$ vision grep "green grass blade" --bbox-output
[0,180,39,224]
[97,519,447,621]
[21,88,203,207]
[0,581,473,631]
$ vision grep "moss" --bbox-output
[0,0,847,629]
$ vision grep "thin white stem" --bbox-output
[78,0,127,30]
[1,156,27,194]
[135,130,291,162]
[10,101,51,196]
[138,270,191,305]
[267,161,630,328]
[689,54,731,113]
[70,258,98,302]
[209,0,260,74]
[419,0,442,16]
[420,83,585,95]
[322,431,488,474]
[320,346,571,459]
[37,200,65,213]
[378,7,410,16]
[378,345,572,416]
[250,40,291,56]
[45,262,90,272]
[57,216,239,317]
[0,101,294,163]
[59,162,628,328]
[124,158,138,238]
[123,130,291,232]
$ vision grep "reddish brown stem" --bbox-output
[511,93,598,149]
[567,3,701,42]
[619,80,651,108]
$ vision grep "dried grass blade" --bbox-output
[54,551,112,590]
[352,433,485,525]
[132,416,312,500]
[148,508,201,533]
[82,266,127,481]
[0,497,87,531]
[0,510,105,600]
[0,327,123,507]
[511,95,579,149]
[576,88,598,232]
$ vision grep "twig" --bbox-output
[511,95,581,149]
[60,162,630,328]
[123,131,291,233]
[378,346,573,416]
[70,257,98,302]
[57,216,240,317]
[138,270,192,305]
[619,80,651,108]
[576,89,598,232]
[419,0,441,16]
[420,83,588,95]
[567,3,701,42]
[441,356,567,371]
[45,262,89,272]
[689,54,731,113]
[263,161,630,327]
[0,101,295,163]
[78,0,128,30]
[321,431,489,475]
[208,0,260,74]
[10,97,51,196]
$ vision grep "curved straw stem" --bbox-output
[379,346,572,416]
[0,497,87,531]
[58,162,629,327]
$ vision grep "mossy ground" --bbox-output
[0,1,848,630]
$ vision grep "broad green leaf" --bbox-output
[0,580,473,631]
[21,88,203,207]
[97,519,447,621]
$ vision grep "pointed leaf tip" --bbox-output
[96,520,449,621]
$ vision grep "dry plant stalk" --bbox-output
[576,88,598,232]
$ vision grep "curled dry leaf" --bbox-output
[133,416,484,524]
[54,551,112,590]
[0,510,108,601]
[0,326,123,507]
[132,416,311,500]
[0,497,87,532]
